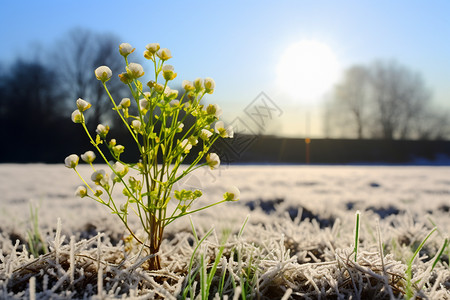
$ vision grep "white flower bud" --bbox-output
[199,128,213,140]
[180,139,192,153]
[96,124,109,138]
[162,64,176,81]
[113,161,129,178]
[75,186,87,198]
[101,174,110,187]
[206,104,222,119]
[156,48,172,60]
[182,80,195,92]
[119,43,135,57]
[71,110,83,123]
[224,186,240,201]
[193,78,204,92]
[91,169,106,185]
[119,98,131,108]
[139,98,150,112]
[81,151,96,163]
[204,77,215,94]
[170,99,180,107]
[76,98,91,112]
[95,66,112,82]
[164,87,178,99]
[154,83,165,93]
[215,121,233,138]
[65,154,79,168]
[131,120,142,131]
[145,43,160,54]
[206,153,220,170]
[126,63,145,79]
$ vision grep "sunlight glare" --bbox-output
[276,40,340,103]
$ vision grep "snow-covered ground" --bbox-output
[1,164,449,234]
[0,164,449,299]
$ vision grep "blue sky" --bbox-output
[2,0,450,137]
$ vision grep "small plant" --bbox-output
[182,216,250,299]
[65,42,239,270]
[182,219,224,299]
[404,227,437,299]
[26,202,48,258]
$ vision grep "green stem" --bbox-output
[102,83,140,148]
[80,122,138,204]
[164,199,228,226]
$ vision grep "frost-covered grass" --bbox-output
[1,164,449,299]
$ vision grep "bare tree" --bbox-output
[322,95,355,138]
[332,65,370,138]
[54,29,94,100]
[415,107,450,140]
[52,28,127,127]
[325,60,448,140]
[369,60,431,139]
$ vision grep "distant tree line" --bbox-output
[0,28,131,163]
[324,60,450,140]
[1,29,449,163]
[0,28,193,163]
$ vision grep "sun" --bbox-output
[276,40,340,103]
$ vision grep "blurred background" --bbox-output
[1,0,450,164]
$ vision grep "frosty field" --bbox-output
[1,164,449,299]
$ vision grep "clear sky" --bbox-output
[2,0,450,137]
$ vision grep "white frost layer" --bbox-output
[1,164,449,232]
[0,164,449,299]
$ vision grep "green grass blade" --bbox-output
[240,276,247,300]
[207,244,226,288]
[200,252,207,299]
[405,227,437,299]
[218,258,227,297]
[431,238,448,271]
[238,215,250,239]
[182,219,214,299]
[354,210,360,262]
[410,227,437,265]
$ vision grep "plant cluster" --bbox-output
[64,42,239,270]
